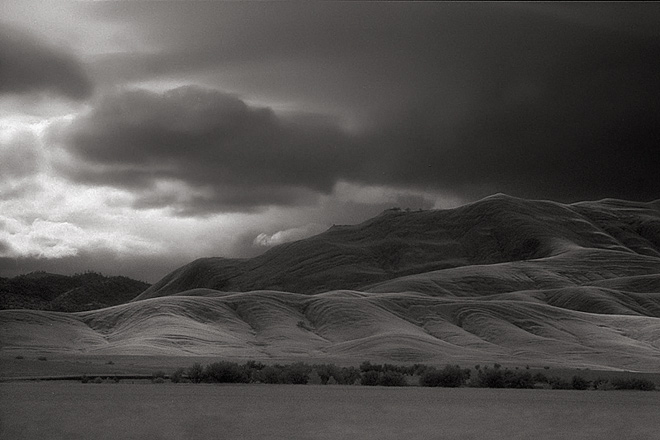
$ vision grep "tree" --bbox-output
[283,363,311,384]
[171,367,185,383]
[571,375,590,390]
[420,365,469,388]
[204,362,249,383]
[379,371,406,387]
[188,363,204,383]
[257,366,283,384]
[361,370,381,386]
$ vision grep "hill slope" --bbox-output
[0,272,150,312]
[3,288,660,371]
[137,194,660,299]
[2,195,659,371]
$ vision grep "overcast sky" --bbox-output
[1,2,659,282]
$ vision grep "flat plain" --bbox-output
[1,382,659,440]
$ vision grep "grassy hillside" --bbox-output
[136,194,660,299]
[2,195,659,371]
[3,288,660,371]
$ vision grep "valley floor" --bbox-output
[2,382,659,440]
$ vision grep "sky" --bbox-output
[1,2,659,282]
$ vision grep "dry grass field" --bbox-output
[2,382,659,440]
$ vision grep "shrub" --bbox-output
[245,360,266,371]
[472,367,534,389]
[610,378,656,391]
[15,356,24,360]
[379,371,406,387]
[360,361,383,373]
[204,362,249,383]
[474,367,505,388]
[382,363,408,374]
[282,363,311,385]
[361,370,381,386]
[411,363,431,376]
[38,356,47,361]
[420,365,469,388]
[171,367,185,383]
[315,364,341,385]
[93,377,103,384]
[257,366,283,384]
[533,372,549,383]
[152,377,165,384]
[572,375,590,390]
[337,366,361,385]
[502,370,534,389]
[188,363,204,383]
[81,374,89,383]
[548,377,572,390]
[593,377,611,390]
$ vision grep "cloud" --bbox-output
[0,127,40,179]
[0,22,93,100]
[56,86,358,213]
[0,119,46,203]
[0,238,13,256]
[0,215,157,260]
[358,26,660,202]
[253,223,328,248]
[332,181,440,210]
[60,3,660,209]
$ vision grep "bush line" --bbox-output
[79,361,657,391]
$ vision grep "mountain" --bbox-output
[2,195,660,371]
[137,194,660,299]
[0,272,150,312]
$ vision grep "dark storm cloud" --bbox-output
[57,86,357,213]
[86,2,487,118]
[60,3,660,211]
[355,15,660,202]
[0,23,93,99]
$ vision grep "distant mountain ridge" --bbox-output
[0,272,150,312]
[137,194,660,300]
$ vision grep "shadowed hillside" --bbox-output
[0,272,150,312]
[2,195,660,371]
[137,194,660,299]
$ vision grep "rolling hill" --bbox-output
[136,194,660,299]
[1,194,660,371]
